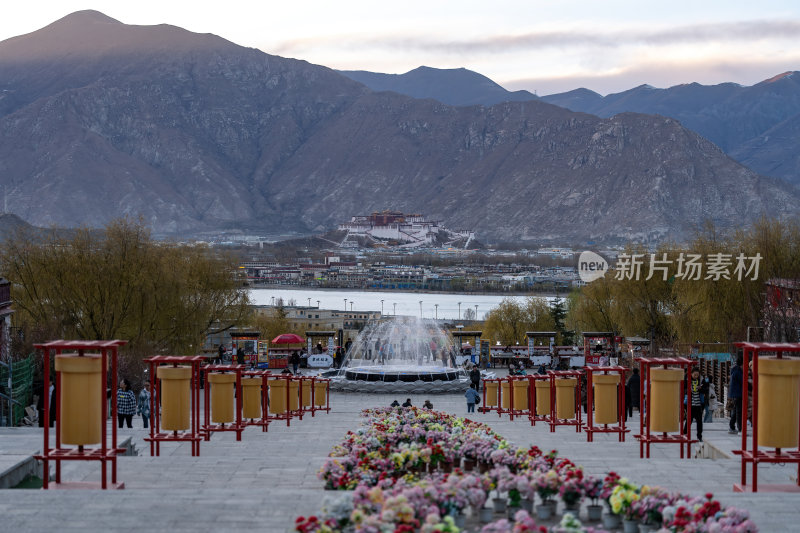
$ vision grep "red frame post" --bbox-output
[584,365,629,442]
[201,364,245,441]
[635,356,695,459]
[733,342,800,493]
[241,369,272,432]
[548,369,583,433]
[34,339,127,490]
[528,373,551,426]
[143,355,205,456]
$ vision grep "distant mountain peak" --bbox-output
[761,71,796,84]
[51,9,123,26]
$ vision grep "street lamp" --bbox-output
[316,300,320,308]
[307,298,311,307]
[381,299,384,315]
[393,302,397,316]
[474,304,478,321]
[350,301,354,312]
[434,304,438,320]
[458,302,461,320]
[344,298,347,313]
[419,300,423,318]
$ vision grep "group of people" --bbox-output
[116,378,151,429]
[390,398,434,409]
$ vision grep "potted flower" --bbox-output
[609,480,641,533]
[600,471,622,530]
[581,476,604,521]
[532,469,560,520]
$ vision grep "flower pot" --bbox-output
[462,458,476,471]
[441,461,454,473]
[520,498,533,513]
[536,501,554,520]
[507,505,521,519]
[479,507,494,523]
[564,500,581,512]
[478,461,490,474]
[602,512,621,530]
[586,504,603,521]
[623,518,639,533]
[639,523,658,533]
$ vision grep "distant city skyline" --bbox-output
[2,1,800,95]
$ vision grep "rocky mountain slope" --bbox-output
[340,66,537,107]
[1,11,798,243]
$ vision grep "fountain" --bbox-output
[326,317,473,393]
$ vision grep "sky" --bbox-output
[2,1,799,96]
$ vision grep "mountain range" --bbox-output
[341,68,800,187]
[1,10,798,244]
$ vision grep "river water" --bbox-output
[249,288,559,320]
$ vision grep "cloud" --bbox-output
[272,19,800,56]
[503,56,800,96]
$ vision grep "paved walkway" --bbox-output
[0,390,797,532]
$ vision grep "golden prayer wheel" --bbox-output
[301,379,312,408]
[555,378,577,419]
[593,374,620,424]
[485,381,499,407]
[513,379,529,411]
[650,368,683,433]
[757,358,800,448]
[241,377,262,419]
[157,365,192,431]
[270,379,287,414]
[55,354,102,445]
[314,381,328,407]
[289,380,300,412]
[535,379,551,416]
[208,373,236,424]
[501,381,511,409]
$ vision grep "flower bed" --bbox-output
[296,407,756,532]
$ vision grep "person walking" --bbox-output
[728,355,743,434]
[687,367,709,442]
[469,364,481,391]
[465,383,481,413]
[117,379,137,428]
[626,368,641,419]
[138,381,151,429]
[290,351,300,374]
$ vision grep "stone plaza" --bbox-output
[0,374,797,532]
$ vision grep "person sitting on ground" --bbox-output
[402,398,412,407]
[390,399,400,407]
[537,363,547,375]
[423,400,433,409]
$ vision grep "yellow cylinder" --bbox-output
[241,377,262,419]
[758,358,800,448]
[535,380,551,416]
[270,379,287,414]
[289,380,299,412]
[314,381,328,407]
[485,381,499,407]
[301,379,312,408]
[513,380,529,411]
[555,378,577,419]
[501,381,511,409]
[157,365,192,431]
[208,373,236,424]
[594,374,620,424]
[55,354,102,445]
[650,368,683,433]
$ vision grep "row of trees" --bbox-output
[566,218,800,348]
[481,296,574,346]
[1,219,251,368]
